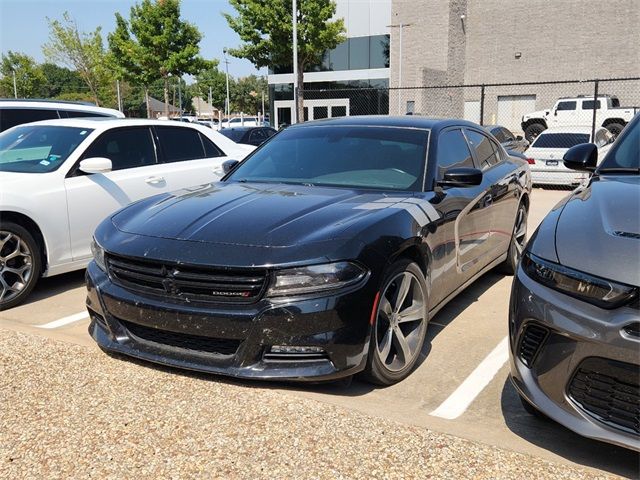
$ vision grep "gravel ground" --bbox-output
[1,329,617,479]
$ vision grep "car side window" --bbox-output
[556,101,577,111]
[249,129,268,144]
[491,128,506,143]
[62,110,111,118]
[82,127,156,171]
[436,129,474,180]
[581,100,601,110]
[264,128,276,138]
[155,126,205,162]
[501,128,515,141]
[465,129,501,170]
[0,108,59,132]
[200,133,225,157]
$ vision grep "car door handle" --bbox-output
[145,175,165,185]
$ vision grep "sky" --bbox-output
[0,0,266,79]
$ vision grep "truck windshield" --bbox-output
[532,133,590,149]
[0,125,92,173]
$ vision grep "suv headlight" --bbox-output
[267,261,368,297]
[90,238,106,272]
[522,252,637,309]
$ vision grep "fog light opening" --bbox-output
[264,345,329,362]
[270,345,325,354]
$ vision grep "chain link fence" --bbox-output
[304,77,640,189]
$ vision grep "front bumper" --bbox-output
[509,263,640,451]
[86,261,372,382]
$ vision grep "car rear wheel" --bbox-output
[0,223,41,310]
[605,122,625,138]
[498,202,528,275]
[362,260,428,386]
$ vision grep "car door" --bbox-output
[64,126,169,261]
[465,128,519,256]
[429,128,496,301]
[549,100,577,127]
[152,125,229,188]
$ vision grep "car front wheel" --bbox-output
[0,223,41,310]
[498,203,528,275]
[362,260,428,386]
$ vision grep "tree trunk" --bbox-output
[296,60,304,123]
[163,77,170,118]
[145,87,151,119]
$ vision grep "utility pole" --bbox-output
[178,77,182,117]
[116,80,122,112]
[292,0,299,124]
[387,22,414,114]
[12,69,17,98]
[223,48,231,118]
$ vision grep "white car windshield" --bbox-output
[0,125,92,173]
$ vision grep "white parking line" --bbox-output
[430,336,509,420]
[36,311,89,329]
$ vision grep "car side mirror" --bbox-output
[515,135,523,141]
[222,159,240,174]
[438,167,483,188]
[563,143,598,172]
[79,157,112,174]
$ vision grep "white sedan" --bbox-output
[0,118,254,309]
[527,126,613,186]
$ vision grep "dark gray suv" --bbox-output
[509,114,639,451]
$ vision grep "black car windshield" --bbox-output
[532,133,590,148]
[598,117,639,172]
[227,125,429,191]
[0,125,93,173]
[219,129,246,142]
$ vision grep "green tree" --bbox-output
[43,12,110,106]
[40,63,86,98]
[192,61,229,111]
[108,0,208,118]
[232,75,268,114]
[224,0,345,122]
[0,51,46,98]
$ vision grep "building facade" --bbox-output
[389,0,640,131]
[268,0,392,127]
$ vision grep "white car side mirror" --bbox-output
[79,157,112,174]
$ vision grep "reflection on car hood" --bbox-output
[555,175,640,286]
[112,182,413,248]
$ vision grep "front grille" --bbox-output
[568,357,640,436]
[121,319,241,356]
[107,254,267,304]
[518,323,549,367]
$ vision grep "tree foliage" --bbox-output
[108,0,208,117]
[224,0,345,121]
[192,61,228,110]
[0,51,46,98]
[232,75,268,114]
[43,12,109,106]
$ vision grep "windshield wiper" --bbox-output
[596,167,640,174]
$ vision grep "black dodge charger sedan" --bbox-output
[87,116,531,385]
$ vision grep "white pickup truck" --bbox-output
[521,95,638,141]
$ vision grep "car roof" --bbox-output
[13,118,214,129]
[0,99,123,117]
[288,115,482,132]
[538,126,603,134]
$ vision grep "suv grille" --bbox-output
[568,358,640,436]
[122,319,241,356]
[517,323,549,367]
[107,254,267,304]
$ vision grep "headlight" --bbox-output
[90,238,106,272]
[522,252,638,309]
[267,262,368,297]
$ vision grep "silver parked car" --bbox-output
[509,113,640,451]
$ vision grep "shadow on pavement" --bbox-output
[20,269,87,307]
[500,378,639,478]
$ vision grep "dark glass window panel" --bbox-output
[556,101,576,111]
[200,133,224,157]
[332,106,347,118]
[156,126,205,162]
[313,106,328,119]
[83,127,156,171]
[328,40,348,71]
[0,108,59,132]
[349,36,370,70]
[370,35,390,69]
[436,129,474,180]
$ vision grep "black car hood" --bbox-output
[555,175,640,286]
[112,182,416,248]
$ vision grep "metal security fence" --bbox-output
[303,77,640,188]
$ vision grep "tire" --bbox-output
[519,395,548,420]
[361,259,428,386]
[605,122,625,138]
[0,222,42,310]
[524,123,546,142]
[498,202,528,275]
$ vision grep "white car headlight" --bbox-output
[90,238,106,272]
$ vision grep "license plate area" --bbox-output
[545,160,559,166]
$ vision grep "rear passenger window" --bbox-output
[0,108,59,132]
[200,133,224,157]
[465,130,501,169]
[156,126,205,162]
[62,110,111,118]
[436,129,474,180]
[82,127,156,171]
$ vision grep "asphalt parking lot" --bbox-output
[1,187,638,478]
